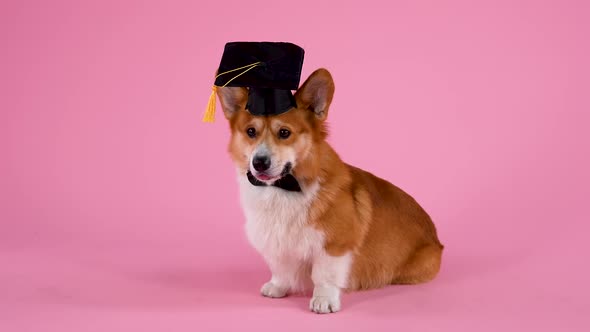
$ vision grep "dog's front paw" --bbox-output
[309,287,340,314]
[309,294,341,314]
[260,281,288,298]
[309,285,341,314]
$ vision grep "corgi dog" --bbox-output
[216,68,443,314]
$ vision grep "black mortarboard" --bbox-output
[203,42,305,122]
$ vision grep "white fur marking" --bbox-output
[311,252,352,289]
[238,171,323,293]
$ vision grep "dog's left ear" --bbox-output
[295,68,335,121]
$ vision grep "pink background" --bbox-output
[2,0,589,331]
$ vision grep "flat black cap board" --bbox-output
[203,42,305,122]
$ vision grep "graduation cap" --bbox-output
[203,42,305,122]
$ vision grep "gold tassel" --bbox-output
[202,62,262,123]
[202,86,217,123]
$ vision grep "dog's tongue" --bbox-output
[256,173,273,181]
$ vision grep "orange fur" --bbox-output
[218,68,443,292]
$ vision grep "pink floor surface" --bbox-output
[2,1,589,331]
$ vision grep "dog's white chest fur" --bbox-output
[238,174,324,290]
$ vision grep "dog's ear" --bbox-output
[295,68,335,121]
[217,86,248,120]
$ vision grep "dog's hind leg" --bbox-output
[392,244,443,285]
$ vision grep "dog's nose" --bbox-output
[252,155,271,172]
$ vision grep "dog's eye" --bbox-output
[246,127,256,138]
[278,129,291,139]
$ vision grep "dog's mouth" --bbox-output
[254,173,276,181]
[252,162,293,182]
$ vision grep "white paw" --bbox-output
[260,281,288,298]
[310,285,341,314]
[309,295,341,314]
[309,293,340,314]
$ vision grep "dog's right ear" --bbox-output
[217,86,248,120]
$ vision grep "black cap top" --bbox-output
[213,42,305,116]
